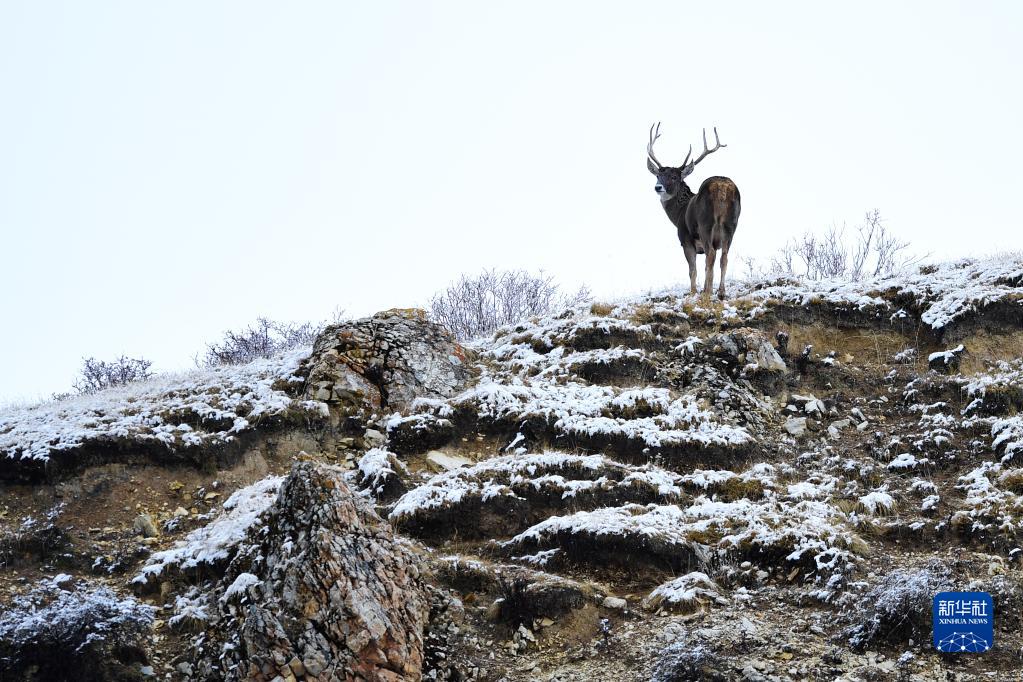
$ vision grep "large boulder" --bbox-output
[303,309,471,410]
[195,462,431,681]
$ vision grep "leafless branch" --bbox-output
[429,269,590,340]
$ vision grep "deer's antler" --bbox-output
[681,127,726,176]
[647,122,664,168]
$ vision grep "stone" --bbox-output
[425,450,473,472]
[602,596,627,610]
[712,328,787,373]
[362,428,387,447]
[804,399,826,416]
[286,656,305,677]
[750,341,787,373]
[132,513,159,538]
[785,417,807,437]
[928,344,965,374]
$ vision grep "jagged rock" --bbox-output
[712,328,786,372]
[354,447,409,502]
[709,328,787,395]
[363,428,388,447]
[928,344,965,374]
[785,417,807,437]
[422,586,468,680]
[303,309,471,410]
[192,462,430,681]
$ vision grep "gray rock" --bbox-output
[804,399,826,416]
[302,309,472,410]
[785,417,807,437]
[362,428,387,447]
[602,596,627,610]
[425,450,472,472]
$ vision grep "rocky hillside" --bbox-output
[2,256,1023,681]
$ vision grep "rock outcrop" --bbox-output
[303,309,471,410]
[190,462,430,681]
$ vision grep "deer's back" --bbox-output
[687,176,740,245]
[698,176,740,215]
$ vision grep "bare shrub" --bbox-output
[198,317,323,367]
[768,210,920,281]
[72,356,153,394]
[0,578,154,680]
[652,636,724,681]
[429,269,590,340]
[843,562,950,650]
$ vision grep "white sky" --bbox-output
[2,1,1022,401]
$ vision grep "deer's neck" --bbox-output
[661,182,695,228]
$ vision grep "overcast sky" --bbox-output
[1,1,1021,401]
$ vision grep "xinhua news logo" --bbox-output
[933,592,993,653]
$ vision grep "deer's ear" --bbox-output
[646,158,659,174]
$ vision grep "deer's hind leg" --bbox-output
[717,242,730,300]
[702,245,718,298]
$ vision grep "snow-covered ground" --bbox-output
[0,348,326,463]
[732,254,1023,329]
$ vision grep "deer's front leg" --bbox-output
[682,242,698,295]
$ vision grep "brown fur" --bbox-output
[706,179,735,221]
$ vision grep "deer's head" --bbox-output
[646,123,727,202]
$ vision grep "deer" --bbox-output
[646,123,741,300]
